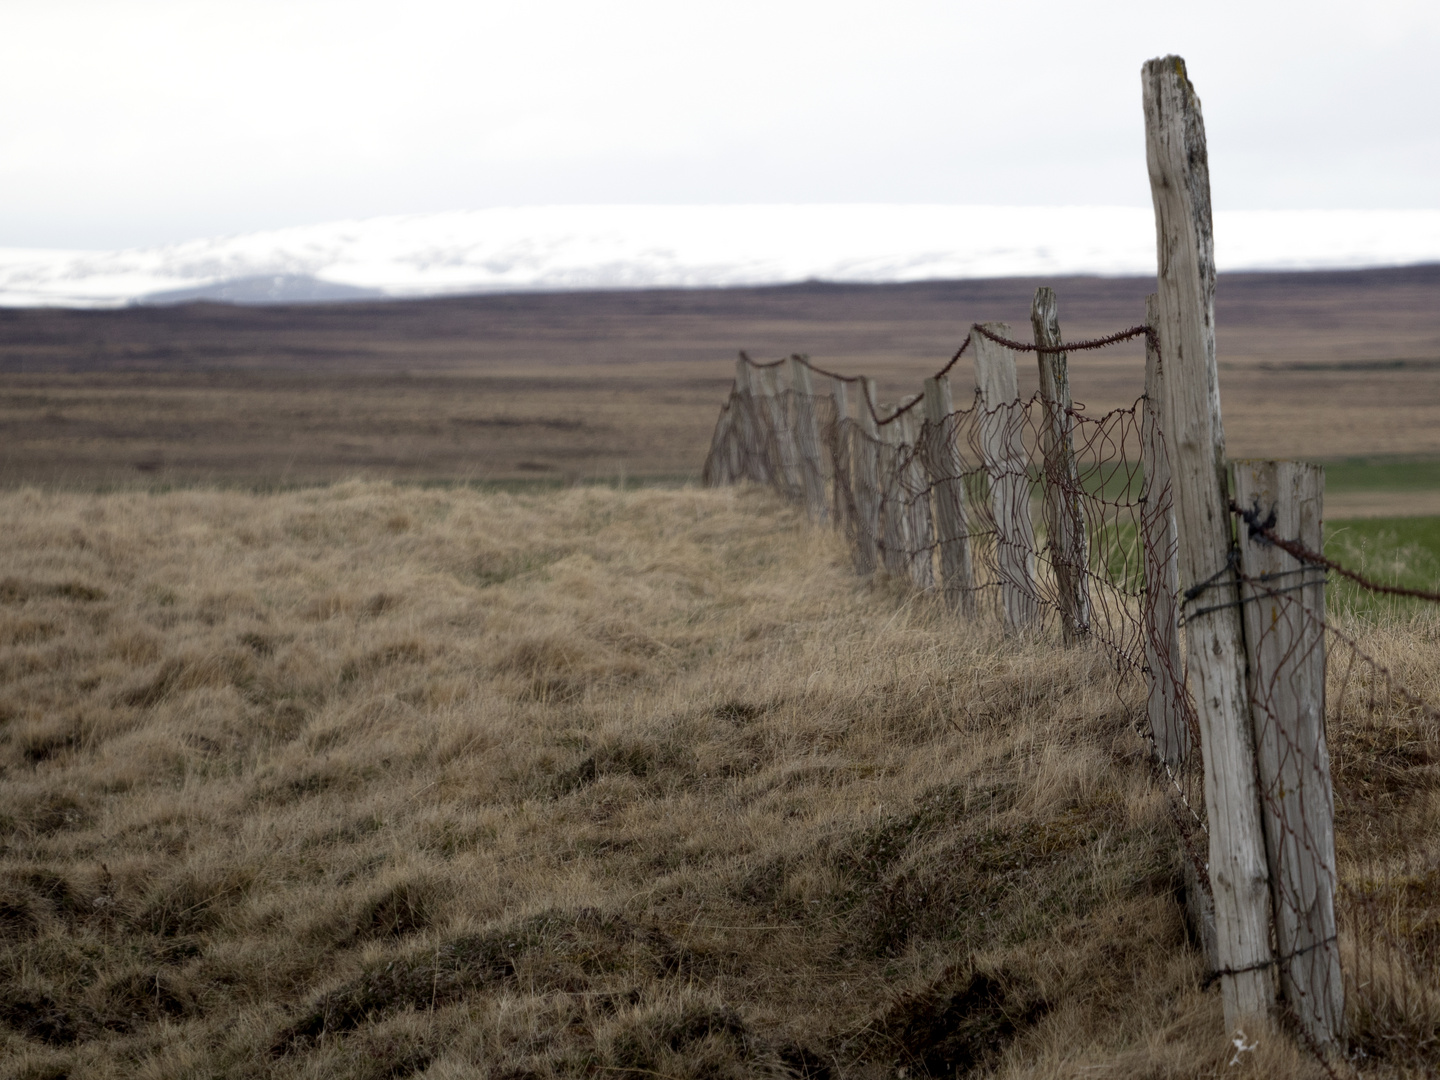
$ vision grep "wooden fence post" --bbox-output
[1142,294,1190,766]
[734,357,771,486]
[1233,460,1343,1047]
[1032,288,1091,642]
[788,356,829,521]
[829,376,853,535]
[973,322,1039,632]
[757,365,801,502]
[852,377,882,575]
[702,396,733,486]
[899,403,936,591]
[876,404,911,578]
[922,375,976,614]
[1144,54,1275,1030]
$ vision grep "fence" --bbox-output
[702,292,1440,1073]
[703,55,1439,1073]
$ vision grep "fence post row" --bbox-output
[1141,293,1190,767]
[921,375,976,614]
[1233,460,1344,1046]
[898,403,936,591]
[1031,288,1092,642]
[788,356,829,522]
[973,322,1039,633]
[1144,54,1276,1030]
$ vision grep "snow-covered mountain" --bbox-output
[2,205,1439,308]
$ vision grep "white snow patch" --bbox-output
[2,205,1438,308]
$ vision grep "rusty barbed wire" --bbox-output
[709,319,1440,1074]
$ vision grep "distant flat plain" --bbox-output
[1,265,1437,515]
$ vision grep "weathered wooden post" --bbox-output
[788,356,829,521]
[1144,54,1275,1030]
[1141,294,1189,766]
[1032,288,1091,642]
[1233,460,1343,1047]
[757,364,801,502]
[922,375,976,614]
[733,357,771,486]
[829,376,853,535]
[702,396,734,486]
[973,323,1039,632]
[876,405,911,578]
[899,403,936,591]
[852,377,883,575]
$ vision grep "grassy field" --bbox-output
[1,480,1369,1080]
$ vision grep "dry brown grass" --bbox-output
[0,480,1371,1078]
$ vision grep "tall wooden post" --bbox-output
[1032,288,1091,642]
[973,323,1039,632]
[852,377,882,575]
[899,404,936,591]
[829,376,853,536]
[1144,54,1275,1030]
[1233,460,1343,1046]
[922,375,976,614]
[1142,294,1190,766]
[788,356,829,521]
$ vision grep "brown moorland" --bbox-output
[0,479,1381,1079]
[1,265,1438,488]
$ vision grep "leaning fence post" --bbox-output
[1233,460,1343,1047]
[973,323,1039,632]
[1144,54,1275,1030]
[1032,288,1091,642]
[1142,294,1190,766]
[899,404,936,591]
[922,375,976,614]
[851,378,882,575]
[788,356,829,521]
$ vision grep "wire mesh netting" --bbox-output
[703,333,1440,1074]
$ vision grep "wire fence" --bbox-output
[703,316,1440,1074]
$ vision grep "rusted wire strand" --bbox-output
[1231,499,1440,604]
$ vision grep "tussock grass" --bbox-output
[0,481,1338,1077]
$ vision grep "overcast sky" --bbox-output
[3,0,1437,249]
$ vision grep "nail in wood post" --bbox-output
[899,403,936,591]
[922,375,976,614]
[733,357,771,486]
[829,376,853,536]
[758,364,802,503]
[788,356,829,521]
[973,322,1039,632]
[851,377,882,575]
[876,404,910,578]
[1032,288,1091,642]
[1141,294,1190,766]
[1144,54,1275,1030]
[1233,460,1343,1046]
